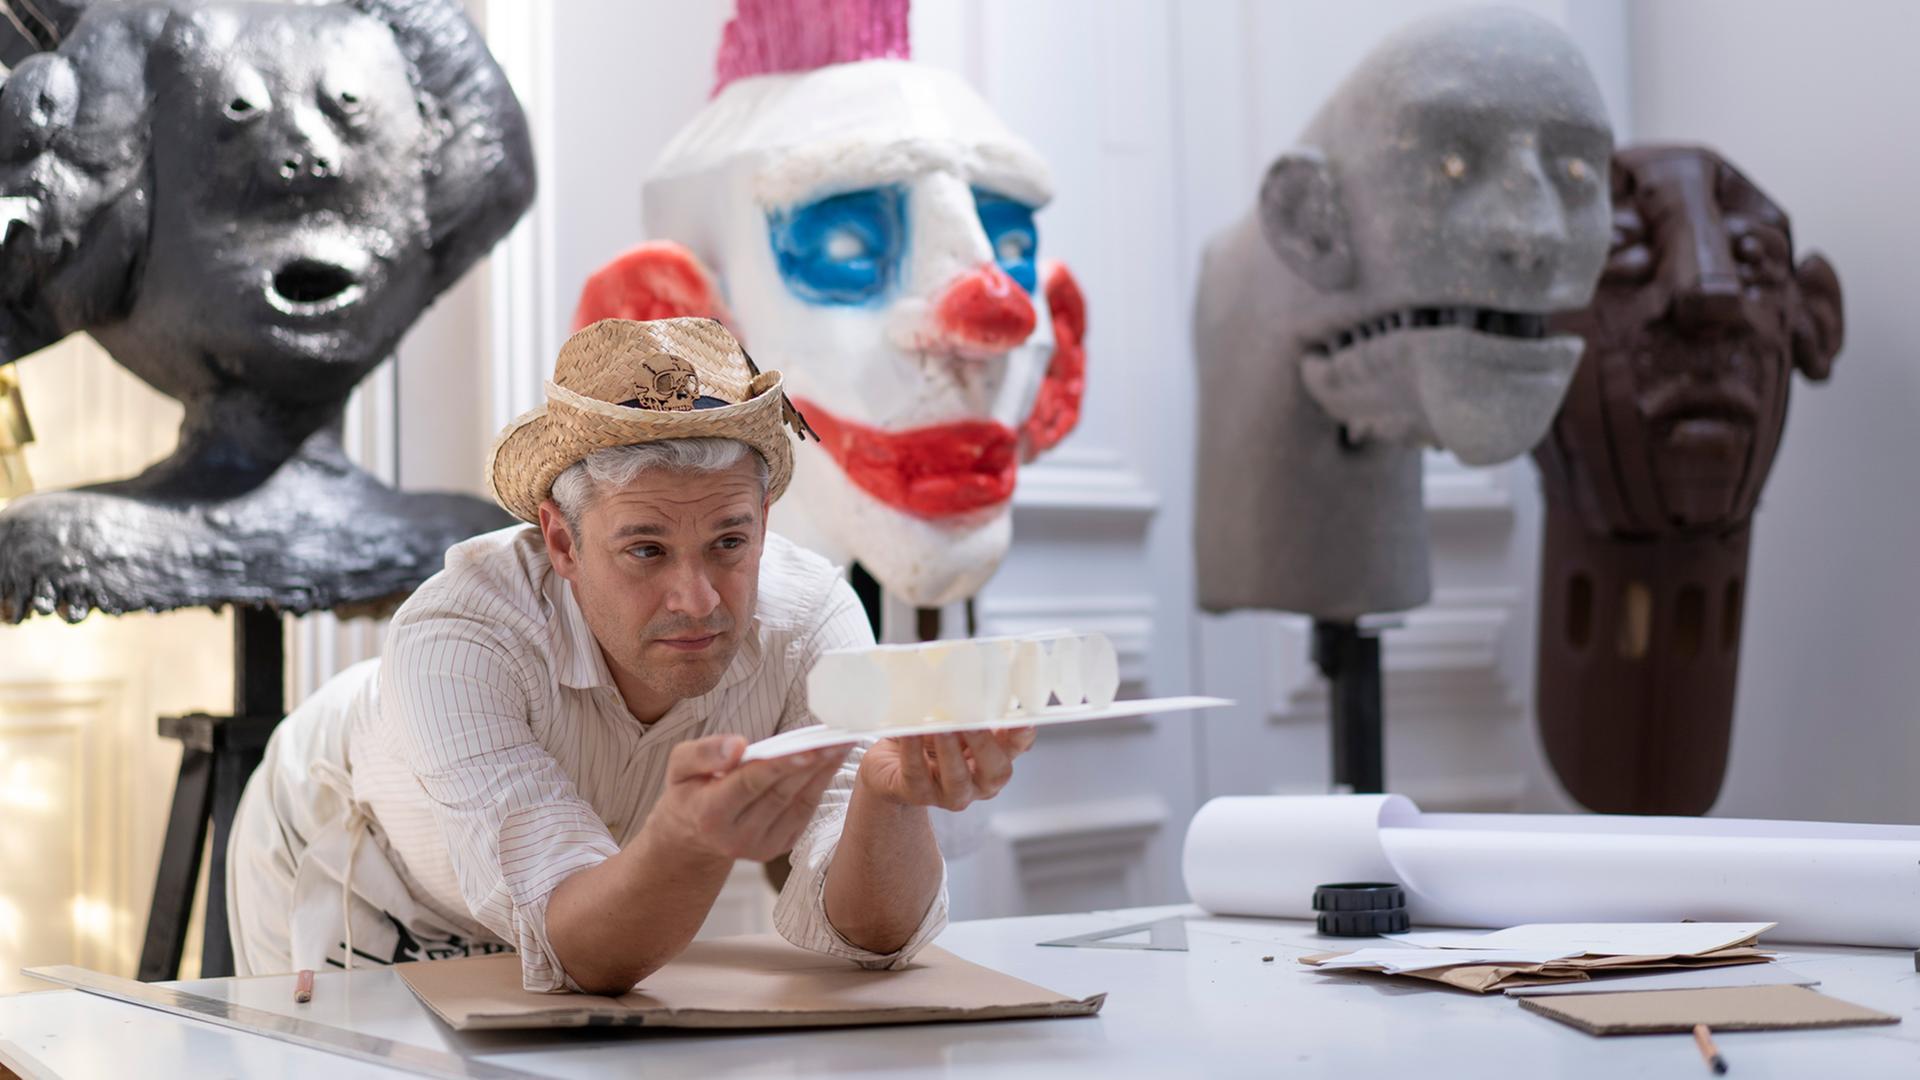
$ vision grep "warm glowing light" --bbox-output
[71,896,116,945]
[0,895,21,950]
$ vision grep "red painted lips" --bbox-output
[795,398,1019,519]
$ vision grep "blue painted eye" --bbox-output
[767,187,906,306]
[974,190,1039,294]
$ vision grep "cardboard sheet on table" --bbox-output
[1506,964,1818,997]
[398,934,1106,1032]
[1518,984,1899,1035]
[742,696,1230,761]
[1303,946,1773,994]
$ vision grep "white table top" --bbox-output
[4,906,1918,1079]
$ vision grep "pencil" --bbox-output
[1692,1023,1727,1074]
[294,969,315,1004]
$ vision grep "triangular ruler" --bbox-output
[1038,916,1189,951]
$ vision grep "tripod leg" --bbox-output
[199,745,264,979]
[137,747,215,982]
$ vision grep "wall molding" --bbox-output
[1266,585,1525,728]
[0,677,133,976]
[1014,445,1160,522]
[483,0,563,433]
[984,795,1168,916]
[1423,453,1516,518]
[1267,773,1525,813]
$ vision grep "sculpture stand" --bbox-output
[138,607,286,982]
[1312,620,1385,794]
[848,563,977,643]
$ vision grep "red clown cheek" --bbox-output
[574,241,731,329]
[1020,260,1088,459]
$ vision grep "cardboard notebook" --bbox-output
[1518,985,1900,1035]
[398,934,1106,1032]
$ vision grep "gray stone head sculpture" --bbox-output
[0,0,534,622]
[1194,7,1614,620]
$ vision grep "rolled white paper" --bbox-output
[1182,794,1920,948]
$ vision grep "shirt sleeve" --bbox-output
[379,597,619,993]
[770,577,949,968]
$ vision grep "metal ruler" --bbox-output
[24,966,547,1080]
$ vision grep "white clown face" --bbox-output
[639,60,1083,607]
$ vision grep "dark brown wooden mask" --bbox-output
[1532,145,1843,815]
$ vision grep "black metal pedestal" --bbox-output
[137,607,286,982]
[1312,619,1385,794]
[848,562,977,642]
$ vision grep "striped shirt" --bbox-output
[337,524,947,991]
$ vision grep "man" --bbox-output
[228,317,1034,993]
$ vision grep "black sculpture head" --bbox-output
[0,0,535,622]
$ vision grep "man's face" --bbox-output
[1556,148,1807,529]
[646,61,1069,606]
[545,460,767,712]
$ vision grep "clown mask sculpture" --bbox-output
[1195,7,1613,621]
[0,0,532,622]
[574,0,1086,610]
[1533,146,1843,815]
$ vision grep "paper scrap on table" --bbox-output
[1383,922,1773,957]
[1505,964,1818,998]
[1314,947,1581,974]
[1302,945,1774,994]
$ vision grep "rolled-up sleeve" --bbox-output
[380,603,618,992]
[770,579,949,968]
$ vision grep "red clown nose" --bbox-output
[935,265,1037,351]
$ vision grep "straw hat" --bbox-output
[487,317,816,523]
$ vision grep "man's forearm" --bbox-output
[822,777,944,955]
[546,823,732,995]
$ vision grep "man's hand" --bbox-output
[855,728,1037,811]
[651,735,849,863]
[549,735,847,995]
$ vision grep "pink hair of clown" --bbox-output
[573,0,1085,606]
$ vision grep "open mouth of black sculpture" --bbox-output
[1304,307,1557,357]
[268,259,364,316]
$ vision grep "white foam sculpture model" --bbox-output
[807,632,1121,732]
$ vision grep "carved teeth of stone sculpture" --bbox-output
[1305,306,1553,357]
[806,632,1122,731]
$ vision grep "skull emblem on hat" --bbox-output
[634,355,701,412]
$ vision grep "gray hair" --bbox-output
[549,438,769,532]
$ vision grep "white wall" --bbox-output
[1627,0,1920,824]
